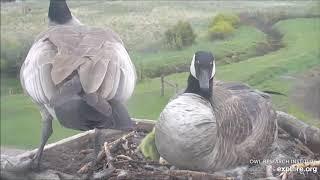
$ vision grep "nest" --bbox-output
[1,119,319,180]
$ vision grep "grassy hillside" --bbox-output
[1,0,317,77]
[128,18,320,126]
[1,0,320,149]
[0,18,268,149]
[1,18,319,149]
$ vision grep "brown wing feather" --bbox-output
[211,83,277,160]
[41,26,126,95]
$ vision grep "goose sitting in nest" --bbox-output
[144,51,278,172]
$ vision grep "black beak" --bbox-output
[198,69,211,97]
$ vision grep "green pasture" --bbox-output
[131,18,320,126]
[1,0,319,149]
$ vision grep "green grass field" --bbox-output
[1,0,319,149]
[130,18,320,126]
[0,22,268,147]
[1,18,319,149]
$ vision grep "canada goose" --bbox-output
[155,51,277,172]
[19,0,136,170]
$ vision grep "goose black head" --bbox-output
[48,0,72,25]
[186,51,215,98]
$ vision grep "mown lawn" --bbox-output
[1,17,319,148]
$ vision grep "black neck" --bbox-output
[48,0,72,24]
[184,74,213,99]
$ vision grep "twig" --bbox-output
[77,163,91,174]
[116,155,133,161]
[78,131,135,173]
[112,169,232,179]
[104,142,114,169]
[93,167,115,180]
[79,149,94,155]
[108,131,136,152]
[294,139,315,157]
[169,170,233,179]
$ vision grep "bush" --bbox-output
[208,20,235,40]
[209,13,240,27]
[0,36,32,75]
[164,21,196,49]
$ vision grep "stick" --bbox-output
[77,163,91,174]
[108,131,135,152]
[78,131,135,173]
[169,170,233,179]
[113,159,171,168]
[114,169,231,179]
[276,111,320,153]
[116,155,133,161]
[104,142,114,169]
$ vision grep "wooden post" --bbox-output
[9,88,13,95]
[160,75,164,97]
[175,83,179,94]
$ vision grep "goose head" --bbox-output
[188,51,216,98]
[48,0,82,26]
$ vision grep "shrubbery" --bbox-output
[209,13,240,27]
[208,13,240,40]
[208,21,235,40]
[164,21,196,49]
[1,37,32,74]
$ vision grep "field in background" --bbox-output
[1,1,320,148]
[133,18,320,125]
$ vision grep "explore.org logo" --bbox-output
[276,166,318,174]
[249,159,319,174]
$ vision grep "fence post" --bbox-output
[175,83,179,94]
[160,74,164,97]
[9,88,13,95]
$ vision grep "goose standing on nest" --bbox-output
[155,51,277,172]
[19,0,136,170]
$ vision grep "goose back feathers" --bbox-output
[21,25,136,106]
[155,82,277,172]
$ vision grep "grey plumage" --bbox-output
[156,83,277,172]
[155,51,277,172]
[19,0,136,170]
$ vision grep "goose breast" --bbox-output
[155,93,217,170]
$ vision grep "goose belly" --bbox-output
[155,93,217,170]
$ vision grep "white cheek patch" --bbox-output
[211,61,216,78]
[190,54,197,79]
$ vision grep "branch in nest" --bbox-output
[276,111,320,153]
[113,159,171,168]
[104,142,114,169]
[114,169,232,179]
[169,170,233,179]
[116,155,133,161]
[108,131,136,153]
[78,131,135,174]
